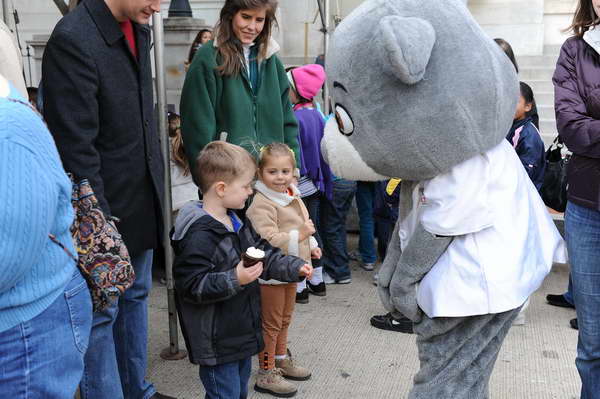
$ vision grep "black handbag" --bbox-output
[540,136,570,212]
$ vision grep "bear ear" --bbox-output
[377,16,436,85]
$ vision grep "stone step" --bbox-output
[519,66,555,81]
[544,44,563,55]
[534,91,555,105]
[537,104,556,120]
[540,118,558,136]
[525,79,555,94]
[518,55,559,68]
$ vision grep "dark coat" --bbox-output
[171,205,305,366]
[506,117,546,191]
[42,0,164,255]
[553,36,600,210]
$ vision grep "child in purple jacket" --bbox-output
[287,64,333,303]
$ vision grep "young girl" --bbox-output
[247,143,318,397]
[494,38,540,129]
[287,64,333,303]
[506,82,546,191]
[185,29,212,71]
[169,112,197,213]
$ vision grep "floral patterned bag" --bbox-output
[8,96,134,312]
[70,178,135,312]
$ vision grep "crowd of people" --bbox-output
[0,0,599,398]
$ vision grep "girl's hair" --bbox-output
[168,113,190,175]
[258,142,296,170]
[188,29,213,64]
[494,38,519,74]
[519,81,534,105]
[214,0,278,77]
[565,0,600,37]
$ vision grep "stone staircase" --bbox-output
[519,45,562,148]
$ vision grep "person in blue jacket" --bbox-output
[506,81,546,191]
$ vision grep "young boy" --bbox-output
[171,141,312,399]
[506,81,546,191]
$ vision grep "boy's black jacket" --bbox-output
[171,204,305,366]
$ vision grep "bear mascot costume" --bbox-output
[321,0,567,397]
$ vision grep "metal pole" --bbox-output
[2,0,10,26]
[323,0,330,115]
[152,11,187,361]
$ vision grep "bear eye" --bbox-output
[334,104,354,136]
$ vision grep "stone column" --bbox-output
[163,16,210,112]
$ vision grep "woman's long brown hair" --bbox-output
[214,0,278,77]
[565,0,600,37]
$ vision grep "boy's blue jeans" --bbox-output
[565,201,600,399]
[199,357,252,399]
[321,179,356,280]
[356,181,377,264]
[0,270,92,397]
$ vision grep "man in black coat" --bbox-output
[42,1,172,398]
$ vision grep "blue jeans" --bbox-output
[564,275,574,306]
[565,201,600,399]
[321,179,356,280]
[356,181,377,263]
[80,249,155,399]
[302,192,323,268]
[199,357,252,399]
[0,269,92,397]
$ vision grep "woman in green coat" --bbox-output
[180,0,299,170]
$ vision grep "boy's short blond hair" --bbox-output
[193,141,257,193]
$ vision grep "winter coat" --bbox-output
[247,181,318,285]
[42,0,164,256]
[553,32,600,210]
[506,117,546,191]
[171,202,305,366]
[180,38,299,168]
[295,106,333,200]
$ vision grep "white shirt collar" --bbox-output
[583,25,600,55]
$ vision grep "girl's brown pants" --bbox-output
[258,283,297,370]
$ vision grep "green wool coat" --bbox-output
[180,39,299,168]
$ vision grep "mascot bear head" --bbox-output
[321,0,519,181]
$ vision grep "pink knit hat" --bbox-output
[287,64,326,101]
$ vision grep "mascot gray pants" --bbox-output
[409,307,521,399]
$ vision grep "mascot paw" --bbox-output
[378,285,396,314]
[377,258,396,289]
[391,294,422,323]
[390,281,423,323]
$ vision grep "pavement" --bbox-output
[146,234,580,399]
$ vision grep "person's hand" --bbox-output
[299,264,313,279]
[236,260,263,285]
[299,220,316,241]
[311,247,322,259]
